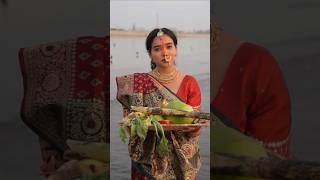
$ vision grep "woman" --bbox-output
[116,28,202,179]
[211,22,291,158]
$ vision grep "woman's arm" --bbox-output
[185,77,202,138]
[246,48,291,158]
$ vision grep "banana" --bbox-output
[211,120,267,179]
[211,122,267,158]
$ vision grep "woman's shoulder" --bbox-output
[237,42,273,57]
[183,74,196,80]
[182,74,199,85]
[235,42,279,69]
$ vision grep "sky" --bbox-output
[110,0,210,32]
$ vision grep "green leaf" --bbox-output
[118,126,127,143]
[136,117,148,142]
[156,121,165,138]
[152,120,169,158]
[157,136,169,158]
[151,118,160,139]
[131,118,137,137]
[120,114,169,159]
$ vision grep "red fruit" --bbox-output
[158,120,172,124]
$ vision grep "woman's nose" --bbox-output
[161,47,168,56]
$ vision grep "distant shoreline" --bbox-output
[110,30,210,38]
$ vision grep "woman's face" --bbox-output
[149,34,177,69]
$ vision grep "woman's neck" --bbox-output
[150,66,179,85]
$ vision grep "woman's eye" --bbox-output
[167,45,173,49]
[153,48,160,51]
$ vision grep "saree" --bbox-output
[116,73,201,180]
[19,36,109,175]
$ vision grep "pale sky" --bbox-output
[110,0,210,32]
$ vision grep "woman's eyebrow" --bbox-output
[152,42,173,48]
[152,45,161,48]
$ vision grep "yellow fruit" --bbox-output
[164,100,194,124]
[134,112,145,117]
[127,112,145,119]
[150,115,164,121]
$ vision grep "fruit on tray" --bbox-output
[163,100,194,124]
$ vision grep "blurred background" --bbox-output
[213,0,320,162]
[110,0,210,179]
[0,0,107,179]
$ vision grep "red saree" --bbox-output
[116,73,201,180]
[212,42,291,158]
[176,75,201,111]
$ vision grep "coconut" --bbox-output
[164,100,194,124]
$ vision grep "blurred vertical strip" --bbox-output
[1,0,7,7]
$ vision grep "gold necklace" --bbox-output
[211,22,221,51]
[151,68,178,84]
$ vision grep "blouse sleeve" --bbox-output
[245,48,291,158]
[187,76,201,111]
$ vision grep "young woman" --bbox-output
[116,28,202,179]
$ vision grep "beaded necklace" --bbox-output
[151,67,179,84]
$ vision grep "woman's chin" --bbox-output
[159,64,172,69]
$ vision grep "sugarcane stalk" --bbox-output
[130,106,210,120]
[212,152,320,179]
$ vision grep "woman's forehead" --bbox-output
[152,35,174,46]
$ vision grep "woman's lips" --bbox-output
[162,57,170,63]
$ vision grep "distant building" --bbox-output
[132,23,136,31]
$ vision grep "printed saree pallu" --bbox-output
[19,36,109,175]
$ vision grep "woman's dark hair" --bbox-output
[145,28,178,70]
